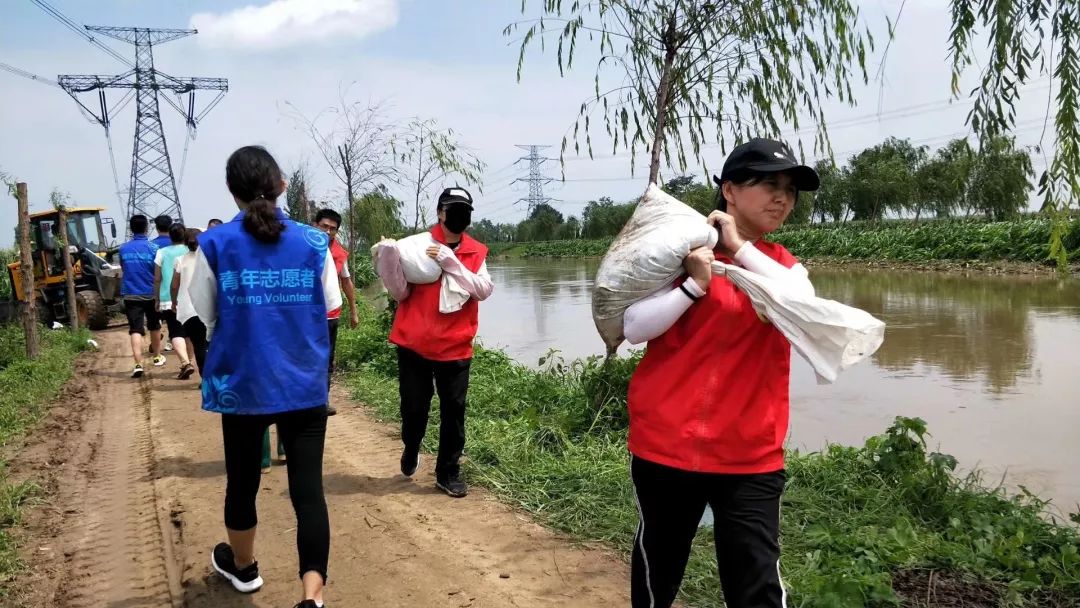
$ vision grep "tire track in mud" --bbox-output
[47,346,181,608]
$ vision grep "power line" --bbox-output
[29,0,134,68]
[0,61,62,89]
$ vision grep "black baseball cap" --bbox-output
[437,186,474,210]
[714,138,820,191]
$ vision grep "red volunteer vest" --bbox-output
[327,239,349,320]
[389,224,488,361]
[627,240,798,474]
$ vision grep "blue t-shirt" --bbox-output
[152,234,172,249]
[156,244,188,304]
[119,235,159,297]
[198,209,331,415]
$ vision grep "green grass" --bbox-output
[484,217,1080,264]
[0,249,16,301]
[0,324,90,590]
[338,302,1080,607]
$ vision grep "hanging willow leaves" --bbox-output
[949,0,1080,273]
[391,118,485,231]
[505,0,877,183]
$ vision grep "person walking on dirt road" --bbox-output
[154,223,195,380]
[118,214,165,378]
[261,207,360,471]
[171,227,206,376]
[375,186,493,498]
[620,138,820,608]
[313,207,360,415]
[189,145,341,608]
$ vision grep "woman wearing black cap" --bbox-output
[620,138,819,608]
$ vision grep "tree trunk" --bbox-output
[414,134,425,232]
[16,183,39,359]
[338,145,355,249]
[57,206,79,331]
[648,14,679,185]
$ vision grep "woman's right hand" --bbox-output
[682,246,714,292]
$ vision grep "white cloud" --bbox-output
[190,0,399,50]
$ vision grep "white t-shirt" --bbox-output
[173,251,199,324]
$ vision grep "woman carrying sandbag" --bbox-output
[621,138,819,608]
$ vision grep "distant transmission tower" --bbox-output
[513,145,559,217]
[58,26,228,228]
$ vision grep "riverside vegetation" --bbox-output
[338,301,1080,608]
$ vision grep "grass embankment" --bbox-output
[0,324,89,589]
[494,217,1080,268]
[338,302,1079,607]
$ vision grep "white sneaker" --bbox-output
[163,342,173,352]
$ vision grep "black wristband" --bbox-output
[679,283,701,301]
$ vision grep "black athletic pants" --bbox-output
[182,317,207,374]
[221,406,330,582]
[397,346,470,479]
[630,456,786,608]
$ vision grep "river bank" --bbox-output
[486,216,1080,276]
[337,302,1080,608]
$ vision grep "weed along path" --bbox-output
[8,326,631,607]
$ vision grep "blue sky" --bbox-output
[0,0,1058,246]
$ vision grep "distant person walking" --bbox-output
[189,145,340,608]
[171,227,206,376]
[118,214,165,378]
[154,223,195,379]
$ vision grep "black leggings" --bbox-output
[183,317,207,374]
[221,406,329,582]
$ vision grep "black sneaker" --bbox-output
[400,447,420,477]
[293,601,322,608]
[435,474,468,498]
[210,542,263,593]
[326,405,337,416]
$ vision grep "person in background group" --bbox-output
[155,223,196,380]
[171,227,206,377]
[313,208,360,413]
[261,207,359,472]
[376,187,493,498]
[152,215,176,351]
[207,218,223,229]
[118,214,165,378]
[621,138,820,608]
[189,145,339,608]
[152,215,174,248]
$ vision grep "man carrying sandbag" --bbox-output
[375,187,494,497]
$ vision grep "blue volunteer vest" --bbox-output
[119,234,159,297]
[197,209,331,415]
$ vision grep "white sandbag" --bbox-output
[712,261,885,384]
[592,183,718,354]
[370,232,442,285]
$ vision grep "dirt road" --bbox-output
[7,327,631,607]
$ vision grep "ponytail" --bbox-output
[243,196,286,243]
[226,145,287,243]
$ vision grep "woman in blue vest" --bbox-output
[188,146,341,608]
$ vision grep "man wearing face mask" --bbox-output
[377,187,494,497]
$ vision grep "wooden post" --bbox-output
[57,206,79,331]
[16,183,39,359]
